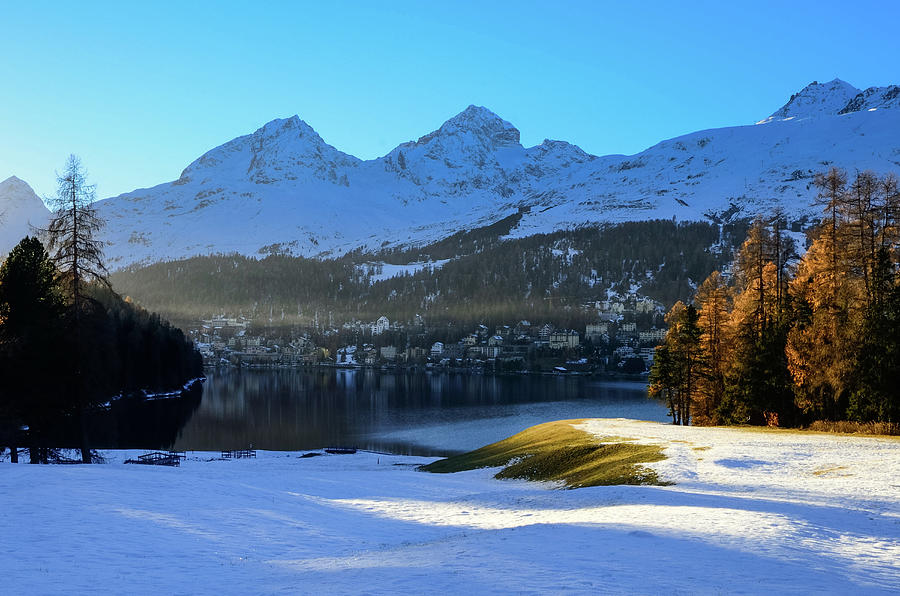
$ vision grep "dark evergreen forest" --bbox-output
[0,237,203,462]
[111,220,748,330]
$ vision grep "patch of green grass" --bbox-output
[421,420,669,489]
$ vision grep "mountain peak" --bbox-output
[178,114,359,184]
[417,105,521,147]
[761,78,861,123]
[0,175,35,194]
[0,176,51,255]
[453,104,507,124]
[256,115,321,142]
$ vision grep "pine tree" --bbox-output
[43,155,110,462]
[649,302,701,425]
[649,344,679,423]
[0,237,67,463]
[45,155,109,306]
[848,249,900,423]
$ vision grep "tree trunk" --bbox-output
[9,444,18,463]
[29,446,42,464]
[668,392,678,425]
[78,407,91,464]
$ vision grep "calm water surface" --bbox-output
[174,369,668,456]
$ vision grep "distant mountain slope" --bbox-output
[0,176,51,256]
[838,84,900,114]
[758,79,861,123]
[6,78,900,268]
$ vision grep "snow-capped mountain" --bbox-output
[757,79,861,124]
[5,78,900,267]
[0,176,51,256]
[94,105,612,266]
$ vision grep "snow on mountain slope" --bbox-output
[758,78,860,124]
[15,78,899,268]
[839,84,900,114]
[0,176,51,256]
[509,104,900,239]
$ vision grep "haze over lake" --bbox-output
[173,370,667,456]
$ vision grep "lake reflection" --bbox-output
[174,369,669,456]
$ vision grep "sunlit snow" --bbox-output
[2,420,897,594]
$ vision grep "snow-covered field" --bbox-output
[2,419,898,595]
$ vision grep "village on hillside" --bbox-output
[189,295,666,375]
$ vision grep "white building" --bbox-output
[371,316,390,335]
[539,324,554,341]
[549,330,580,350]
[639,328,667,344]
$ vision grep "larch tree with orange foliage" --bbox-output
[693,271,732,425]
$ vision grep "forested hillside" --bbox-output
[111,220,747,329]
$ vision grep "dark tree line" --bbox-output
[110,219,745,331]
[1,157,201,463]
[0,236,202,462]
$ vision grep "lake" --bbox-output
[172,369,669,456]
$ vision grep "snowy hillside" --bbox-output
[0,176,51,256]
[7,78,900,268]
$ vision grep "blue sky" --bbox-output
[2,0,899,199]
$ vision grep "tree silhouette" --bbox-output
[0,237,67,463]
[42,155,110,462]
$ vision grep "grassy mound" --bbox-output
[421,419,668,488]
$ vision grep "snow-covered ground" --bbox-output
[2,420,898,594]
[359,259,451,283]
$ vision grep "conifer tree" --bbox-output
[43,155,110,462]
[45,155,109,307]
[812,167,848,307]
[722,218,796,425]
[0,237,67,463]
[694,271,731,424]
[649,302,701,425]
[785,170,893,421]
[649,344,679,423]
[848,249,900,423]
